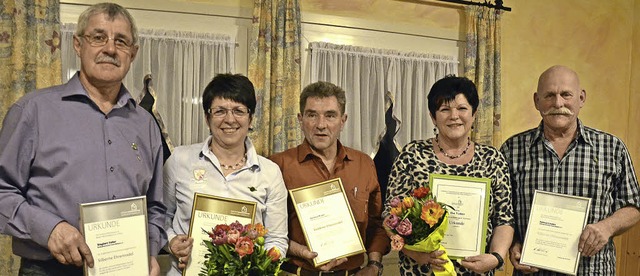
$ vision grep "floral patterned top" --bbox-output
[383,139,514,276]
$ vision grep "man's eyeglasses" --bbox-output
[82,34,133,50]
[208,107,251,118]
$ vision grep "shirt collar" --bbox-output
[62,72,136,109]
[296,139,352,163]
[529,119,593,148]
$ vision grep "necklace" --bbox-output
[220,154,247,170]
[435,134,472,159]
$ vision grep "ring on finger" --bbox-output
[178,257,184,264]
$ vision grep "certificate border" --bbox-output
[429,173,490,259]
[288,178,366,267]
[520,190,591,275]
[187,192,257,238]
[79,196,149,276]
[184,193,257,276]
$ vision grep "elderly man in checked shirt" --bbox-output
[500,65,640,275]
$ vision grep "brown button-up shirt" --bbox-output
[270,140,390,271]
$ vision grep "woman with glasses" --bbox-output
[163,74,289,275]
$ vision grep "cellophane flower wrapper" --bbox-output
[403,213,456,276]
[386,187,456,276]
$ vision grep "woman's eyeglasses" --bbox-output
[208,107,251,118]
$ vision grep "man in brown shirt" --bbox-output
[270,81,389,276]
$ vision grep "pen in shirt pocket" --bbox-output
[353,187,358,197]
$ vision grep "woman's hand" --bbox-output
[169,235,194,270]
[401,248,448,270]
[460,253,498,273]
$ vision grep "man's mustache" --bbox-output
[95,55,120,66]
[542,107,573,116]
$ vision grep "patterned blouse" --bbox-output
[383,139,514,276]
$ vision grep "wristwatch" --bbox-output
[490,252,504,270]
[367,260,384,276]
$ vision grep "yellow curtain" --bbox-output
[0,0,61,274]
[248,0,302,156]
[464,6,502,147]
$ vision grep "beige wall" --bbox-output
[501,0,635,143]
[502,1,639,274]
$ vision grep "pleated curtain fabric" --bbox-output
[464,6,503,147]
[0,1,62,274]
[308,42,457,155]
[248,0,302,156]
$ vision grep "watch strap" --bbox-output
[367,260,383,275]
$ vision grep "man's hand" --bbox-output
[460,254,498,273]
[149,256,160,276]
[47,222,93,267]
[288,240,347,271]
[579,222,612,257]
[401,248,447,270]
[509,242,538,274]
[169,235,194,270]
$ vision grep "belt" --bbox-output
[281,261,360,276]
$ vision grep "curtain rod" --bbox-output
[437,0,511,12]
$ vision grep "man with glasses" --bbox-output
[270,81,389,276]
[0,3,166,276]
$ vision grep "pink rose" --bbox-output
[212,233,227,245]
[227,229,241,244]
[384,214,400,229]
[229,221,244,232]
[391,234,405,251]
[396,218,413,236]
[235,236,254,258]
[389,197,401,208]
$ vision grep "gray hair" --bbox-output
[75,2,138,45]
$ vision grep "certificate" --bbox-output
[520,190,591,275]
[289,178,366,266]
[183,193,256,276]
[80,196,149,276]
[429,174,490,259]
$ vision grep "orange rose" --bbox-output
[412,187,430,199]
[390,206,404,216]
[402,197,414,209]
[267,247,281,262]
[421,200,445,227]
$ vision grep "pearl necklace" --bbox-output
[220,154,247,170]
[435,135,471,159]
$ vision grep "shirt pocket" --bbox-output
[346,186,369,224]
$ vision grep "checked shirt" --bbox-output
[500,120,640,275]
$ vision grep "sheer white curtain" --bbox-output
[309,42,457,155]
[61,24,235,146]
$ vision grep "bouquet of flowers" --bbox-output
[384,186,456,276]
[199,221,285,276]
